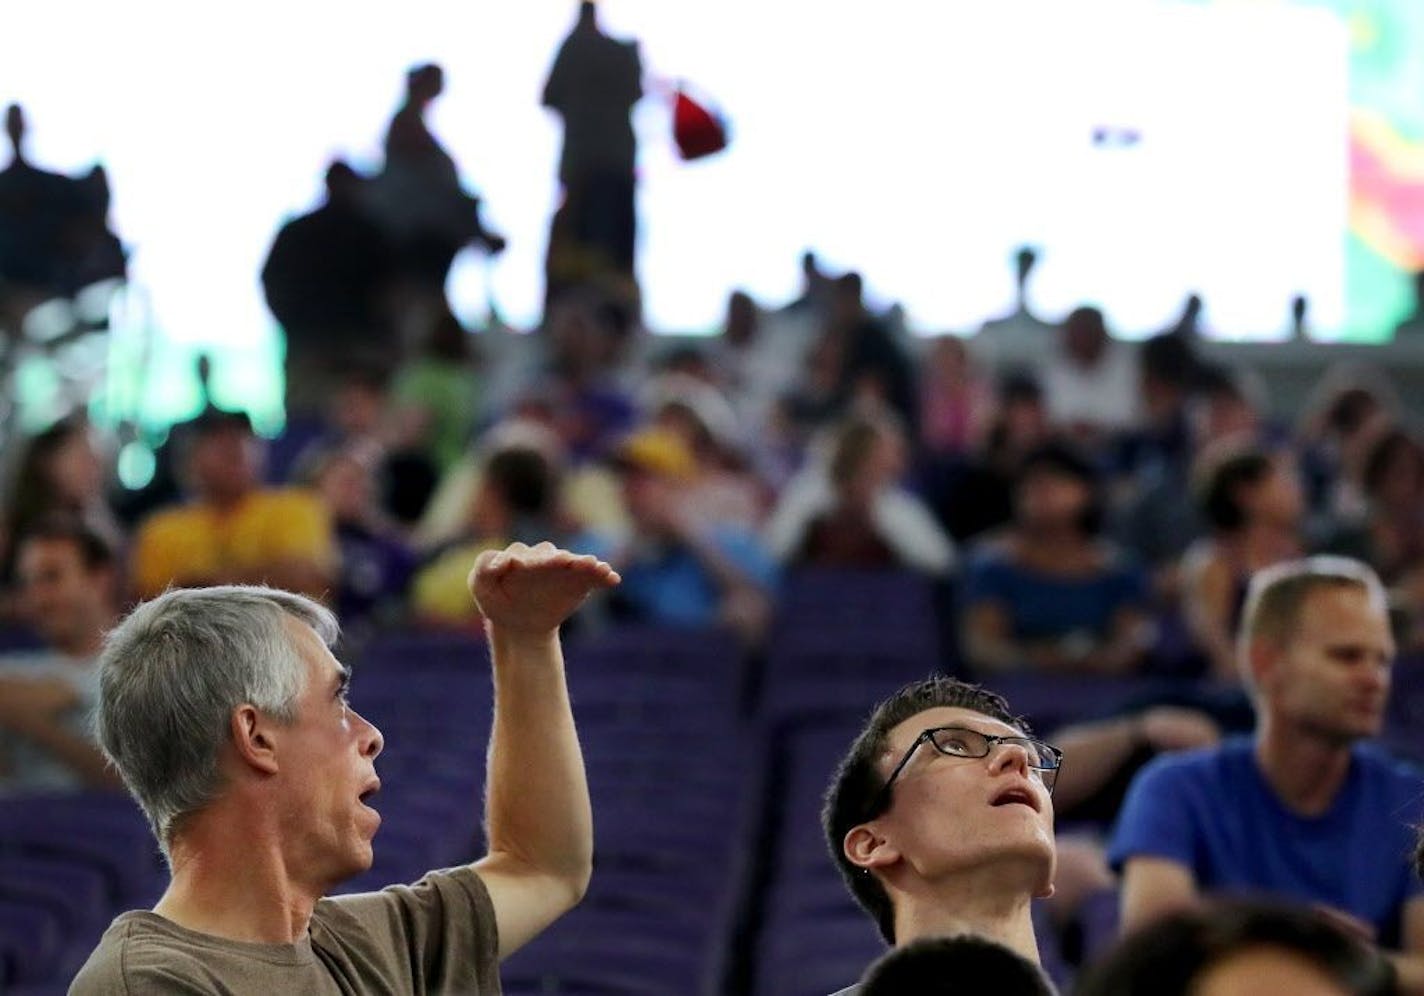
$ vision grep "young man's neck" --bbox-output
[153,805,323,945]
[1254,715,1354,818]
[891,864,1043,964]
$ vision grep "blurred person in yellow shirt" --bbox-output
[132,411,336,600]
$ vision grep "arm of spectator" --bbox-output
[1051,708,1220,812]
[468,543,618,958]
[1119,856,1200,931]
[871,491,956,576]
[763,475,830,564]
[0,677,121,788]
[1109,752,1209,932]
[1181,549,1240,681]
[1389,898,1424,995]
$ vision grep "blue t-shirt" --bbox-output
[961,544,1147,641]
[1108,738,1424,945]
[571,528,778,627]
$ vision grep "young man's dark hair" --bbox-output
[1075,901,1396,996]
[821,676,1030,945]
[859,935,1055,996]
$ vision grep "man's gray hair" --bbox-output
[96,586,339,855]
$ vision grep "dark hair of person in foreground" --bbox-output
[1074,901,1396,996]
[860,934,1056,995]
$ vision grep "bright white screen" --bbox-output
[1,0,1348,360]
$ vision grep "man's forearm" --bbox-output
[480,626,592,893]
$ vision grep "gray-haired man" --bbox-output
[71,542,618,994]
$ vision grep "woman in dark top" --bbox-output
[960,441,1150,674]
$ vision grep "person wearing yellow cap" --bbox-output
[569,427,778,644]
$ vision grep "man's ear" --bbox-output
[231,704,281,776]
[845,823,900,873]
[1246,636,1280,692]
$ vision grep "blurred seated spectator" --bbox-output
[261,159,398,417]
[934,371,1051,544]
[919,335,994,459]
[530,291,642,462]
[571,427,777,644]
[411,437,571,629]
[412,417,628,552]
[389,311,484,474]
[1111,331,1198,488]
[1039,306,1139,441]
[645,373,767,529]
[1110,558,1424,971]
[827,272,919,433]
[1076,901,1397,996]
[1180,442,1303,680]
[708,289,807,438]
[131,410,336,600]
[1320,428,1424,645]
[1113,364,1275,602]
[1,412,120,592]
[767,414,954,575]
[0,515,122,791]
[1296,370,1394,525]
[858,935,1055,996]
[960,442,1151,674]
[304,444,416,635]
[290,367,441,527]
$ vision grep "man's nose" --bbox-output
[988,740,1032,777]
[354,709,384,760]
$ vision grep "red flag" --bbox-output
[673,88,728,161]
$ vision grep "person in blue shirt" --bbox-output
[571,427,778,644]
[1109,556,1424,986]
[960,441,1151,674]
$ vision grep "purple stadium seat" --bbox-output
[0,899,64,985]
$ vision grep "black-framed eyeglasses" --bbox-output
[865,726,1063,819]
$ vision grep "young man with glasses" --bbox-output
[821,676,1063,995]
[1110,557,1424,990]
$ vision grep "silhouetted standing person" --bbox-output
[542,1,643,313]
[0,104,124,342]
[262,161,397,416]
[366,64,504,296]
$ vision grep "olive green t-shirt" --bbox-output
[68,867,500,995]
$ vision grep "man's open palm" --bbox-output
[469,542,620,635]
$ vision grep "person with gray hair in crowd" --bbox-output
[71,541,619,994]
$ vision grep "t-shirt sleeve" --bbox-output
[319,866,500,994]
[1106,755,1201,874]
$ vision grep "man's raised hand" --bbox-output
[469,542,620,638]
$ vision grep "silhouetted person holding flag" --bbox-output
[542,1,643,313]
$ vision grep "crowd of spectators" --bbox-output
[2,268,1423,782]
